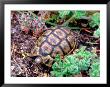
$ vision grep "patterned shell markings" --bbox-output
[38,28,78,58]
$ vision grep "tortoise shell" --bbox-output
[37,28,78,58]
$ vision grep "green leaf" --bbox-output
[58,10,71,18]
[94,28,100,37]
[89,59,100,77]
[89,12,100,28]
[73,11,86,19]
[51,71,63,77]
[62,67,68,75]
[55,54,61,62]
[67,65,80,75]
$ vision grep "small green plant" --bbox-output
[73,46,97,71]
[73,11,87,19]
[58,10,71,18]
[89,12,100,28]
[94,28,100,38]
[89,59,100,77]
[50,54,80,77]
[50,46,97,77]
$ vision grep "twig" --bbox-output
[62,14,75,26]
[68,48,74,55]
[86,42,99,45]
[46,21,57,26]
[82,28,92,33]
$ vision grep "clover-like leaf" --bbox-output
[94,28,100,38]
[73,11,87,19]
[58,10,71,18]
[89,59,100,77]
[89,12,100,28]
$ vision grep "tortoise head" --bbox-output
[30,46,53,67]
[30,55,54,68]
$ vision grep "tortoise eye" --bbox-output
[35,56,42,64]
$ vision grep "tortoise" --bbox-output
[30,27,80,67]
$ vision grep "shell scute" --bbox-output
[51,46,64,58]
[54,29,66,39]
[47,34,60,46]
[60,40,71,54]
[39,42,52,56]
